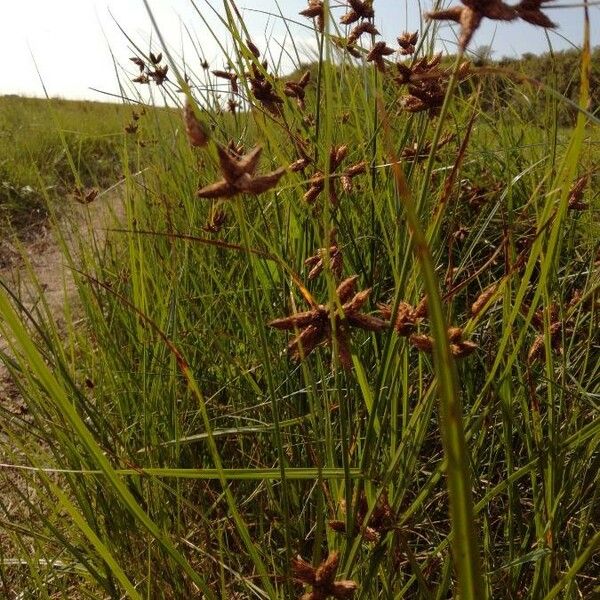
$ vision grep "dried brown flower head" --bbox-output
[197,144,286,199]
[212,69,239,94]
[305,230,343,280]
[183,101,210,148]
[471,283,500,317]
[72,187,99,205]
[269,275,388,369]
[130,56,145,72]
[378,297,427,336]
[426,0,556,51]
[284,71,311,110]
[149,51,162,65]
[366,41,395,73]
[340,0,374,25]
[303,147,365,206]
[202,209,227,234]
[347,22,380,45]
[401,133,454,162]
[246,38,261,59]
[292,551,358,599]
[524,301,568,363]
[517,0,557,27]
[149,65,169,86]
[410,326,477,358]
[395,55,469,116]
[397,31,419,55]
[248,63,284,115]
[132,74,150,85]
[300,1,325,32]
[329,492,395,543]
[124,122,138,134]
[568,175,589,211]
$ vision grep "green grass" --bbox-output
[0,2,598,599]
[0,95,176,232]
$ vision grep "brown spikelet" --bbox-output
[72,187,99,205]
[197,144,286,199]
[410,334,434,353]
[366,41,395,73]
[183,101,209,147]
[568,175,589,210]
[471,283,500,317]
[130,56,145,72]
[348,22,380,44]
[246,39,261,58]
[398,31,419,55]
[270,275,383,369]
[202,209,227,233]
[292,550,358,599]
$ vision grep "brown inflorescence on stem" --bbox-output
[269,275,388,369]
[304,145,365,206]
[300,1,325,33]
[426,0,556,51]
[284,71,311,111]
[292,551,358,599]
[305,229,343,281]
[329,492,396,543]
[366,41,396,73]
[72,187,99,205]
[395,55,470,117]
[409,325,477,358]
[397,31,419,56]
[568,175,589,211]
[183,100,210,148]
[196,144,286,199]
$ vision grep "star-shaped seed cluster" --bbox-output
[292,551,358,599]
[269,276,388,369]
[426,0,556,50]
[196,144,286,199]
[329,492,395,543]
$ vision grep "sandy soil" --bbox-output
[0,191,123,405]
[0,190,123,598]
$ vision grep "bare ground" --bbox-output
[0,191,123,598]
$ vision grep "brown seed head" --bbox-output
[183,101,209,148]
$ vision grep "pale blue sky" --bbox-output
[1,1,598,101]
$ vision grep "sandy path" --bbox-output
[0,189,123,411]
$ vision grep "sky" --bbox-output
[1,0,598,102]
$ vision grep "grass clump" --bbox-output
[0,1,598,599]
